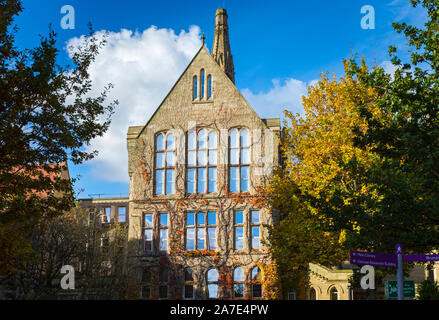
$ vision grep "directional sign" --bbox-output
[385,280,415,299]
[403,254,439,262]
[350,251,397,268]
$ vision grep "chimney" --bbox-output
[211,8,235,83]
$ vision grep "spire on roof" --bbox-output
[211,8,235,83]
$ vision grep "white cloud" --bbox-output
[66,25,202,183]
[241,78,314,120]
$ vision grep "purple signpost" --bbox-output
[350,251,397,268]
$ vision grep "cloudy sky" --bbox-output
[14,0,427,197]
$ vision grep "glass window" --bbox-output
[201,69,205,99]
[208,75,212,98]
[186,212,216,250]
[184,268,194,299]
[251,210,260,250]
[229,128,250,193]
[233,267,245,298]
[143,214,153,253]
[251,267,263,298]
[155,132,175,195]
[193,76,198,100]
[159,213,168,252]
[187,129,217,194]
[330,287,338,300]
[118,207,126,222]
[104,207,111,223]
[207,269,218,299]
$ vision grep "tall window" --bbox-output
[184,268,194,299]
[229,128,250,193]
[141,267,152,299]
[186,212,216,250]
[193,76,198,100]
[251,267,262,298]
[143,213,153,253]
[187,129,217,194]
[159,266,168,299]
[207,269,218,299]
[234,211,244,250]
[233,267,245,298]
[200,69,205,99]
[159,213,168,252]
[207,75,212,98]
[250,210,260,249]
[155,133,175,195]
[104,207,111,223]
[330,287,338,300]
[309,288,317,300]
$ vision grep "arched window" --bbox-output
[233,267,245,298]
[330,287,338,300]
[250,267,262,298]
[193,76,198,100]
[229,128,250,193]
[201,69,205,99]
[207,269,218,299]
[155,132,175,195]
[187,129,217,194]
[184,268,194,299]
[207,75,212,98]
[309,287,317,300]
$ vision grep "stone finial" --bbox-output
[211,8,235,83]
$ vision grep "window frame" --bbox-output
[186,129,218,194]
[234,210,244,250]
[154,132,176,195]
[250,210,261,250]
[185,211,217,251]
[143,213,154,253]
[206,268,219,299]
[233,267,245,299]
[184,268,195,300]
[228,128,251,193]
[250,266,263,299]
[159,213,169,252]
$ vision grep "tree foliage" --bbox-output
[0,0,117,274]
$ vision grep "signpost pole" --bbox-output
[396,244,403,300]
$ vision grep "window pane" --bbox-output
[230,149,239,164]
[229,129,239,147]
[144,214,153,227]
[201,69,205,98]
[160,229,168,251]
[188,132,196,149]
[156,169,164,194]
[186,212,195,226]
[240,129,249,147]
[198,129,207,149]
[208,167,217,192]
[251,210,260,224]
[235,211,243,224]
[188,150,196,166]
[185,268,193,281]
[241,148,250,164]
[156,134,165,150]
[208,227,216,250]
[230,167,239,192]
[208,149,217,165]
[118,207,126,222]
[207,269,218,282]
[198,168,206,193]
[252,284,262,298]
[234,267,244,281]
[197,212,205,226]
[193,76,197,99]
[235,226,244,249]
[234,284,244,298]
[156,152,164,167]
[184,285,194,299]
[208,284,218,298]
[208,75,212,98]
[208,131,217,148]
[208,212,216,225]
[251,267,262,281]
[166,134,175,150]
[198,150,207,165]
[160,214,168,226]
[144,229,152,251]
[104,207,111,223]
[166,169,174,194]
[187,168,196,194]
[197,228,205,250]
[166,151,175,166]
[186,228,195,250]
[240,166,249,192]
[252,226,260,249]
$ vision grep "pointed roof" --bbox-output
[211,8,235,83]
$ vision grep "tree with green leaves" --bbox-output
[0,0,117,275]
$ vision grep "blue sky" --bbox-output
[13,0,427,198]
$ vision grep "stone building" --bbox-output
[125,8,281,300]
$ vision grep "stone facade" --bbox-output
[126,9,280,300]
